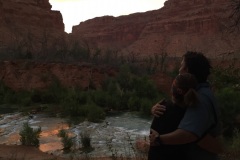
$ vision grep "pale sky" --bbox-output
[49,0,166,33]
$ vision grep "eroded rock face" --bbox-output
[0,0,66,57]
[0,61,116,91]
[0,60,174,94]
[1,0,239,59]
[71,0,239,58]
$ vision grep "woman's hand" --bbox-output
[151,102,166,117]
[149,129,160,146]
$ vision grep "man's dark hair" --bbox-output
[183,51,212,83]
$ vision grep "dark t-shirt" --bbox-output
[148,99,186,160]
[150,99,185,134]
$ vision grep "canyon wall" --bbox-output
[71,0,240,58]
[0,0,66,58]
[0,60,116,91]
[1,0,239,59]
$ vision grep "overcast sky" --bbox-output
[49,0,166,33]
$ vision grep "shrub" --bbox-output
[58,129,75,153]
[41,79,66,104]
[80,131,93,153]
[230,128,240,151]
[216,87,240,137]
[19,122,41,147]
[83,103,105,123]
[128,95,140,111]
[0,81,15,104]
[139,98,154,116]
[130,76,159,99]
[60,88,88,117]
[14,91,33,106]
[90,90,108,107]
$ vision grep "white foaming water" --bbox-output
[0,112,151,157]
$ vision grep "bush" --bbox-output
[0,81,15,104]
[60,88,88,116]
[216,87,240,137]
[80,130,93,153]
[139,98,154,116]
[58,129,75,153]
[230,128,240,151]
[91,90,108,107]
[14,91,33,106]
[130,76,159,99]
[211,61,240,138]
[19,122,41,147]
[83,103,105,123]
[128,95,140,111]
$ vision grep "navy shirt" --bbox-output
[178,83,221,160]
[178,83,221,137]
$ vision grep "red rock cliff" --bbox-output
[71,0,239,58]
[0,0,66,57]
[0,61,116,91]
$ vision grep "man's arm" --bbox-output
[150,128,198,145]
[160,129,198,144]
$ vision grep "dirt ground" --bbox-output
[1,144,240,160]
[0,144,65,160]
[0,144,142,160]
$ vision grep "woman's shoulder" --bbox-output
[161,99,185,115]
[161,99,181,109]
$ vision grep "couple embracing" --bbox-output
[148,51,223,160]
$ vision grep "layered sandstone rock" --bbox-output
[71,0,240,58]
[0,0,66,57]
[0,60,174,94]
[0,60,116,91]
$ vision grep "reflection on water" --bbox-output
[0,113,68,154]
[40,142,62,152]
[39,122,69,153]
[0,112,151,157]
[41,129,63,137]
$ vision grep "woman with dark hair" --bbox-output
[148,73,198,160]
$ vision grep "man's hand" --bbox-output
[151,102,166,117]
[149,129,160,146]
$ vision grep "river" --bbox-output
[0,112,152,158]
